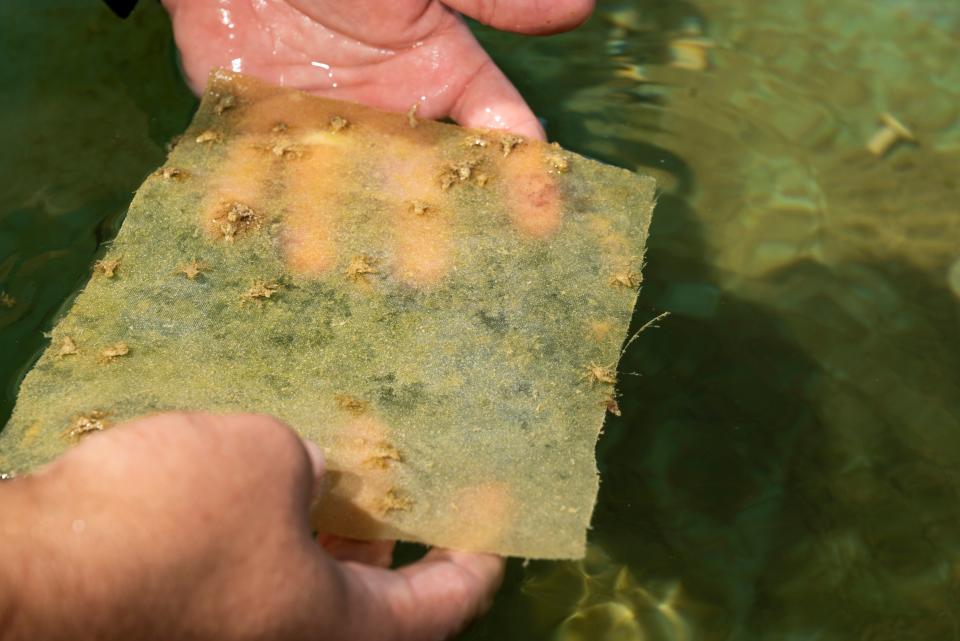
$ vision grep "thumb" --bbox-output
[299,437,327,504]
[446,22,546,140]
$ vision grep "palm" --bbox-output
[162,0,593,139]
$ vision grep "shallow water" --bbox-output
[2,1,959,639]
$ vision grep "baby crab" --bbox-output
[410,200,431,216]
[242,279,281,303]
[582,362,617,386]
[609,270,642,289]
[99,342,130,363]
[376,488,413,515]
[57,336,79,359]
[213,93,236,115]
[602,394,622,416]
[346,254,379,281]
[67,410,109,440]
[334,394,369,415]
[500,134,524,157]
[216,201,261,241]
[195,130,223,144]
[439,158,481,190]
[94,257,121,279]
[177,260,208,280]
[154,166,188,180]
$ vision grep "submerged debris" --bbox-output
[613,63,648,82]
[0,291,15,308]
[99,342,130,363]
[334,394,369,415]
[867,113,915,156]
[213,93,236,115]
[56,336,79,359]
[500,134,525,157]
[177,260,208,280]
[669,37,714,71]
[94,257,121,279]
[329,115,349,132]
[407,103,419,128]
[215,201,261,241]
[67,410,109,440]
[346,255,379,281]
[195,130,223,144]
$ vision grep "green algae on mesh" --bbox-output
[0,70,656,559]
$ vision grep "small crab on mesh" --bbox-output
[242,279,281,303]
[266,138,304,159]
[581,312,671,387]
[439,158,481,190]
[177,260,208,280]
[410,200,431,216]
[213,93,236,115]
[57,336,79,359]
[346,255,379,281]
[546,144,571,173]
[582,362,618,386]
[66,410,109,440]
[99,342,130,363]
[609,270,642,289]
[334,394,369,415]
[464,134,489,148]
[363,442,403,470]
[376,488,413,515]
[154,167,188,180]
[500,134,525,157]
[601,394,622,416]
[215,201,261,241]
[94,257,121,279]
[195,130,223,144]
[329,115,349,132]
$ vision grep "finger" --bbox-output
[449,55,546,140]
[339,548,505,641]
[318,534,396,567]
[443,0,595,35]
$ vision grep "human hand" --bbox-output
[0,412,503,641]
[161,0,594,140]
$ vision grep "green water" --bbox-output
[2,1,959,639]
